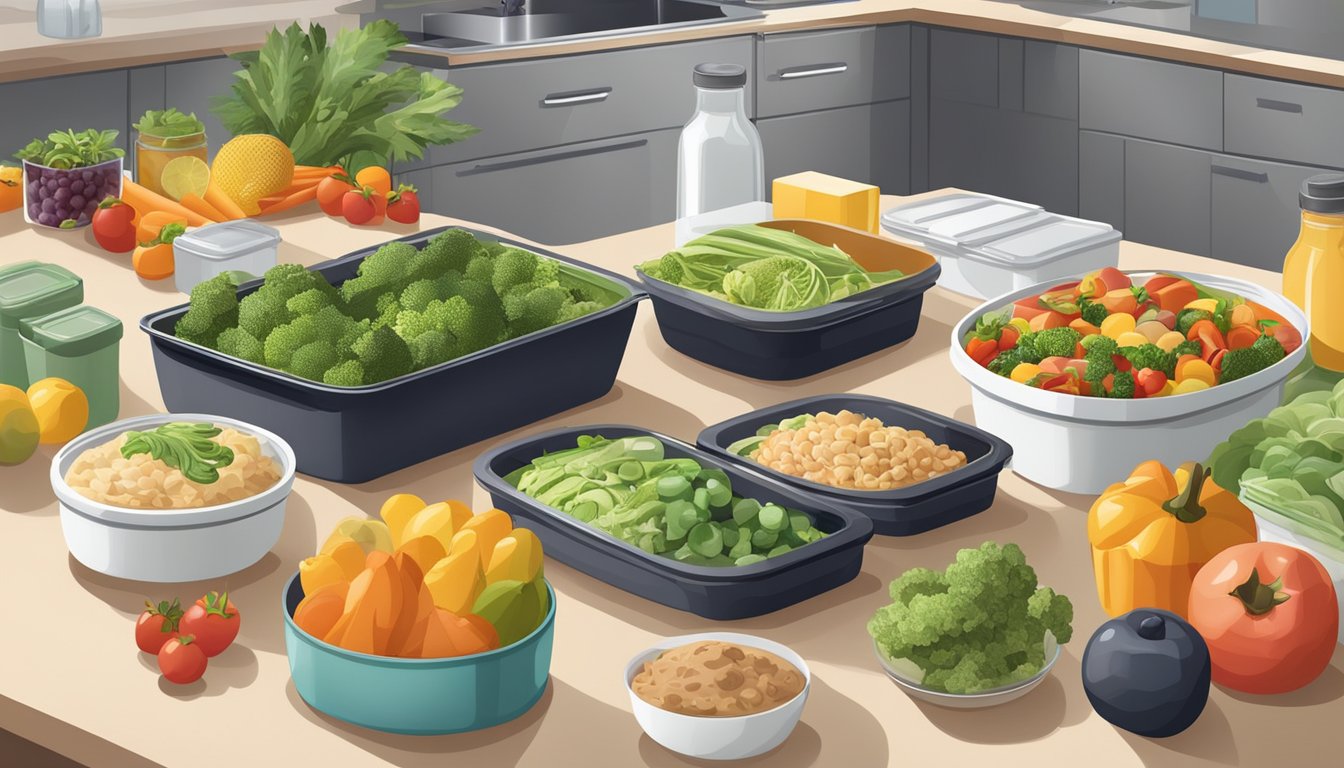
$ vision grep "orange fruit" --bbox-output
[26,378,88,444]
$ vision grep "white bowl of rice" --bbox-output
[51,413,296,583]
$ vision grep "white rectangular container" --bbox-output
[882,193,1121,299]
[172,220,280,293]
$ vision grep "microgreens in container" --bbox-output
[15,129,126,230]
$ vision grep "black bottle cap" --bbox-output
[693,63,747,89]
[1300,173,1344,214]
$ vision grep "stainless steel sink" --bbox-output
[403,0,764,52]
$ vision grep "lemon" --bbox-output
[159,156,210,201]
[26,378,88,444]
[210,134,295,215]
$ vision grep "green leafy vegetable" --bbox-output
[134,108,205,139]
[120,423,236,485]
[213,21,478,168]
[15,129,124,169]
[637,224,905,312]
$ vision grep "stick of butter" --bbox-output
[772,171,879,233]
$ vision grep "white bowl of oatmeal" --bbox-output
[625,633,810,761]
[50,413,295,582]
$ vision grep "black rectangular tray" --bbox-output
[473,424,874,620]
[141,226,645,483]
[696,394,1012,536]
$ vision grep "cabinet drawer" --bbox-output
[758,100,910,196]
[425,128,678,245]
[1225,74,1344,170]
[756,25,909,118]
[1211,155,1319,271]
[1080,50,1222,150]
[1123,139,1212,257]
[404,37,752,170]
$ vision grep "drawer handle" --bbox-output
[457,138,648,177]
[1212,165,1269,183]
[778,63,848,80]
[541,88,612,107]
[1255,97,1303,114]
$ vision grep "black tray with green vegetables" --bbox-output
[473,425,874,619]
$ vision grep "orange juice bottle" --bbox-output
[1282,174,1344,398]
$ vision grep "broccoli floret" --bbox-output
[175,273,239,347]
[262,264,335,302]
[638,255,686,285]
[372,293,401,329]
[1172,339,1203,359]
[557,300,603,325]
[1032,327,1083,359]
[408,329,457,369]
[215,327,264,365]
[286,288,333,316]
[415,229,484,278]
[1078,299,1109,327]
[464,254,495,284]
[351,325,413,384]
[1082,335,1119,386]
[503,284,570,335]
[1121,343,1176,377]
[987,349,1025,377]
[322,359,364,387]
[263,316,319,370]
[1220,346,1275,383]
[491,248,541,296]
[237,289,294,341]
[449,278,507,349]
[1109,369,1137,398]
[1252,334,1286,364]
[1176,308,1212,335]
[288,340,341,381]
[399,278,443,313]
[1013,332,1043,364]
[340,241,418,318]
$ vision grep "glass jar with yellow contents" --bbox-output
[133,108,208,198]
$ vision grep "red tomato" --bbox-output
[179,591,241,657]
[386,185,421,224]
[342,186,383,226]
[158,635,208,685]
[91,197,137,253]
[1188,542,1338,694]
[1266,323,1302,355]
[135,598,183,655]
[1135,368,1167,397]
[316,172,355,217]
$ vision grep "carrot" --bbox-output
[1153,279,1199,314]
[121,179,213,227]
[292,165,341,180]
[1245,300,1292,329]
[136,211,188,244]
[257,185,319,216]
[179,192,225,223]
[1227,325,1261,350]
[204,181,246,221]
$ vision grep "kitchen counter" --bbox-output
[6,0,1344,90]
[0,194,1339,768]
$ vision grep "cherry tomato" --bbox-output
[158,635,208,685]
[1188,542,1338,694]
[1266,323,1302,356]
[179,591,241,657]
[1135,368,1168,397]
[316,172,355,217]
[386,185,421,224]
[91,197,138,253]
[135,598,183,655]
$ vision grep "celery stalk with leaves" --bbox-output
[212,21,477,169]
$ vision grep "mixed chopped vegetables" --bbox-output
[637,224,905,312]
[963,268,1302,398]
[173,229,618,386]
[508,434,828,567]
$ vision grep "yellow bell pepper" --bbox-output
[379,493,426,548]
[486,529,544,585]
[1088,461,1257,618]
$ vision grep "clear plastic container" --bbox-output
[172,220,281,294]
[136,131,208,198]
[22,158,123,230]
[676,64,763,228]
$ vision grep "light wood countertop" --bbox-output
[5,0,1344,89]
[0,194,1338,768]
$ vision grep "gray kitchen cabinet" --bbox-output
[755,25,909,118]
[1078,130,1125,233]
[1224,73,1344,170]
[1124,139,1213,257]
[1079,50,1223,151]
[162,57,244,161]
[424,128,679,245]
[758,100,909,196]
[0,71,130,161]
[1211,155,1318,270]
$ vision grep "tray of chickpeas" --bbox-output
[697,394,1013,536]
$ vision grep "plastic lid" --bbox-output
[0,261,83,325]
[173,220,281,261]
[1300,173,1344,214]
[979,219,1121,267]
[693,63,747,89]
[924,203,1046,246]
[19,304,122,357]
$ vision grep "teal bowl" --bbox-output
[282,572,556,735]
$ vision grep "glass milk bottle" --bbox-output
[676,63,764,245]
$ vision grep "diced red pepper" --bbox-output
[967,337,998,366]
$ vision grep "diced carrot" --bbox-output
[1039,356,1070,374]
[204,181,247,220]
[1013,300,1050,321]
[1029,310,1068,332]
[121,179,213,227]
[1098,288,1139,316]
[1153,279,1199,314]
[1245,300,1291,329]
[1069,318,1101,337]
[1186,319,1226,350]
[1080,268,1130,299]
[1143,275,1180,295]
[136,211,187,244]
[1226,325,1260,350]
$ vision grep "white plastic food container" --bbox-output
[625,632,810,761]
[172,220,280,294]
[1243,497,1344,645]
[882,193,1121,299]
[51,413,296,582]
[950,271,1309,495]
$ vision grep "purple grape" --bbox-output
[28,203,40,218]
[53,187,71,203]
[44,178,58,192]
[69,179,84,195]
[37,212,56,226]
[27,181,40,197]
[81,169,94,182]
[56,176,70,188]
[69,194,85,210]
[40,197,55,213]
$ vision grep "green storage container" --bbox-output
[20,305,123,428]
[0,262,83,389]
